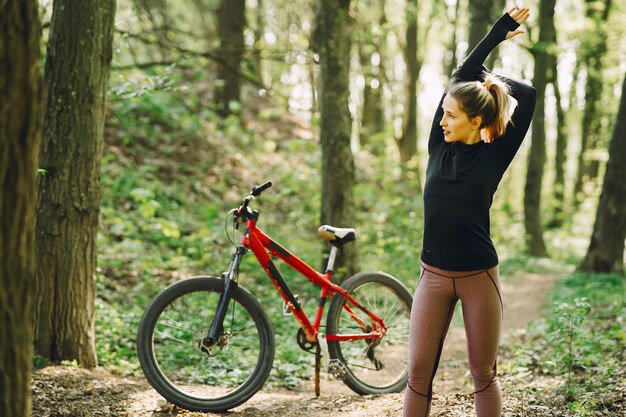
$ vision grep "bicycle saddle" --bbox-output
[318,225,357,246]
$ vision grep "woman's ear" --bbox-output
[470,116,482,130]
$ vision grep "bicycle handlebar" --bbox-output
[251,181,272,197]
[233,181,273,221]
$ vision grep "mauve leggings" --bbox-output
[403,263,503,417]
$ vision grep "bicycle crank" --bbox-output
[296,328,317,353]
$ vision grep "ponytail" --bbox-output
[481,75,511,142]
[447,74,511,143]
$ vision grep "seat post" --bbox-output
[325,245,338,273]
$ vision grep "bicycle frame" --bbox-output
[222,209,388,345]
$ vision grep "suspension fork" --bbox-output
[203,245,246,345]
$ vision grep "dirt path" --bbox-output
[32,273,559,417]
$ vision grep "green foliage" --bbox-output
[33,354,49,369]
[520,272,625,411]
[548,297,591,393]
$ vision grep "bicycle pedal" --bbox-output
[283,294,299,315]
[327,359,347,379]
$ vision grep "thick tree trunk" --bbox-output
[215,0,246,117]
[35,0,116,368]
[524,0,554,257]
[579,74,626,274]
[0,1,42,415]
[312,0,358,280]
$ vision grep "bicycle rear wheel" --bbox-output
[326,272,412,395]
[136,276,274,412]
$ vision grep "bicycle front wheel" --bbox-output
[326,271,412,395]
[136,276,275,412]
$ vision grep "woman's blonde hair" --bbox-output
[447,74,511,143]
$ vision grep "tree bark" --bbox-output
[35,0,116,368]
[0,1,42,415]
[524,0,554,257]
[312,0,358,279]
[215,0,246,117]
[573,0,612,203]
[579,73,626,274]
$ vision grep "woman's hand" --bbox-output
[505,7,530,40]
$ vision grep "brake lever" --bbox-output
[232,193,258,230]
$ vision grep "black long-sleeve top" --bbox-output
[421,13,537,271]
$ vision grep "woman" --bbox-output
[403,7,536,417]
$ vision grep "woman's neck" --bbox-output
[459,130,482,145]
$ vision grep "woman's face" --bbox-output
[440,95,481,143]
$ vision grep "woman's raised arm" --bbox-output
[427,7,530,154]
[454,7,529,82]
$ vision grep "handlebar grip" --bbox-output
[251,181,272,196]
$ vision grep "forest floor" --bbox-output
[33,272,604,417]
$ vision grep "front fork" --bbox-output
[202,245,246,350]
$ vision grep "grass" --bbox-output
[503,272,625,415]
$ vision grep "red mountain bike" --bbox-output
[137,182,413,412]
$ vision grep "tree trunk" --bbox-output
[523,0,554,257]
[467,0,495,51]
[579,73,626,274]
[0,1,42,415]
[35,0,116,368]
[396,0,439,191]
[358,0,386,155]
[443,0,461,78]
[397,0,419,166]
[215,0,246,117]
[250,0,265,85]
[359,42,385,154]
[573,0,612,203]
[484,0,506,69]
[547,57,568,229]
[312,0,358,280]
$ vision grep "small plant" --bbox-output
[548,297,591,398]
